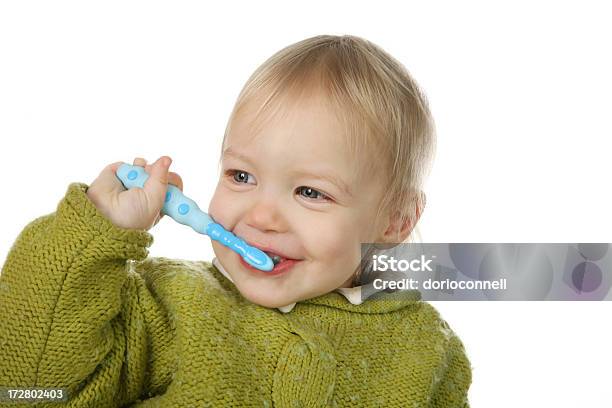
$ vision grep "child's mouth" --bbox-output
[238,248,302,276]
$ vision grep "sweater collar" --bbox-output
[211,257,379,313]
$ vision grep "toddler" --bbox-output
[0,35,472,407]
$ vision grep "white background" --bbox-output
[1,1,611,406]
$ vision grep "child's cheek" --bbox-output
[307,218,358,263]
[207,191,235,229]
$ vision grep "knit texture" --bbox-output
[0,182,472,407]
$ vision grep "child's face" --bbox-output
[208,92,387,308]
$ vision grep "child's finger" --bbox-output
[108,161,124,173]
[143,156,172,207]
[168,172,183,191]
[133,157,147,167]
[134,158,155,181]
[154,172,182,225]
[130,158,181,190]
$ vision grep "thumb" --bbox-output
[144,156,172,201]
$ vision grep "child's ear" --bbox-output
[378,191,425,246]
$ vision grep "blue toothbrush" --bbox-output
[115,163,275,272]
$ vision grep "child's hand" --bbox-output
[86,156,184,231]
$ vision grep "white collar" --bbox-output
[211,257,367,313]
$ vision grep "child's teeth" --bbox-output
[263,250,287,265]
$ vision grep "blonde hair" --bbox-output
[220,35,436,282]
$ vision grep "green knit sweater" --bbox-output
[0,183,472,407]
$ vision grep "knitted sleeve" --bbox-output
[0,182,173,407]
[430,321,473,408]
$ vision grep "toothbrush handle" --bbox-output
[116,163,212,231]
[115,163,273,271]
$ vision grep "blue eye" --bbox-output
[225,170,332,203]
[227,170,255,184]
[297,186,330,202]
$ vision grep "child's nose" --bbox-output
[244,200,285,233]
